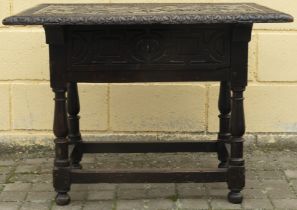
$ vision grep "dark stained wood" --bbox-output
[45,26,67,89]
[67,82,83,169]
[3,3,293,25]
[65,25,230,83]
[67,69,230,83]
[67,82,81,142]
[81,141,218,153]
[43,23,254,206]
[228,87,245,204]
[67,25,230,69]
[71,168,227,183]
[52,88,71,206]
[5,3,291,205]
[217,81,231,168]
[48,27,71,206]
[53,89,69,168]
[227,24,251,204]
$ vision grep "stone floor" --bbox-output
[0,147,297,210]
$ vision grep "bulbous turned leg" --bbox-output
[67,82,83,169]
[55,192,71,206]
[227,86,246,204]
[226,24,251,204]
[217,81,231,168]
[52,88,71,206]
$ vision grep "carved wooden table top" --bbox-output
[2,3,293,25]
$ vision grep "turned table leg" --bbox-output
[227,86,245,204]
[217,81,231,168]
[53,88,71,206]
[227,24,251,203]
[67,82,83,169]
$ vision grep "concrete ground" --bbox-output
[0,145,297,210]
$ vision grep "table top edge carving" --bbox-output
[2,3,293,25]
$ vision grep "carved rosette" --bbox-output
[132,33,164,63]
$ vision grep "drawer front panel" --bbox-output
[67,25,230,72]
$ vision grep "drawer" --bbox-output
[65,25,231,82]
[67,25,230,70]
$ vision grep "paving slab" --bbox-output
[20,202,51,210]
[242,198,273,210]
[272,199,297,209]
[178,198,209,210]
[0,202,20,210]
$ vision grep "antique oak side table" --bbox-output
[3,3,293,205]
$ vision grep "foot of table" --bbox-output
[228,191,243,204]
[55,192,71,206]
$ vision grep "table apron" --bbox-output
[66,68,229,83]
[63,25,231,83]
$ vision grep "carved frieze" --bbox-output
[68,26,229,70]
